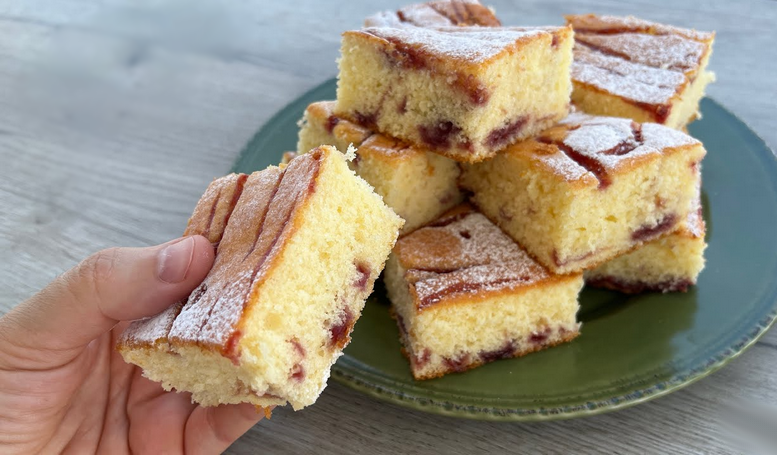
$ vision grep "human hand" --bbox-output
[0,236,266,454]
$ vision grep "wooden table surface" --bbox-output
[1,0,776,453]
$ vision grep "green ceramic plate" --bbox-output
[233,78,777,421]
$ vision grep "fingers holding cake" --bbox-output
[0,235,215,369]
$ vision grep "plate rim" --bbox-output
[234,77,777,422]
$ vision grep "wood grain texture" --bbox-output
[0,0,775,453]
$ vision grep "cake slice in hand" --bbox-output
[586,192,706,293]
[297,101,463,234]
[336,25,573,163]
[118,146,403,410]
[364,0,500,28]
[384,204,583,380]
[460,113,706,274]
[566,14,715,130]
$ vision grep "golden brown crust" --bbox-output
[394,204,580,312]
[345,25,571,74]
[305,101,373,147]
[355,134,423,162]
[184,173,248,245]
[280,151,297,165]
[119,174,248,351]
[119,151,327,361]
[365,0,501,28]
[500,113,702,188]
[565,14,715,43]
[168,152,323,359]
[401,329,579,380]
[305,101,426,163]
[566,14,714,124]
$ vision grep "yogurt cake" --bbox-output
[298,101,463,233]
[385,204,583,380]
[118,146,403,410]
[460,113,706,274]
[336,25,573,162]
[567,14,715,129]
[365,0,500,28]
[586,193,706,293]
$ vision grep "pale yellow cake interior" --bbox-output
[461,142,705,274]
[586,219,707,288]
[384,255,582,379]
[296,102,463,233]
[336,28,573,161]
[121,147,403,410]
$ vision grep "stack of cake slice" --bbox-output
[292,0,712,380]
[117,0,715,411]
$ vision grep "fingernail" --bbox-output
[157,237,195,283]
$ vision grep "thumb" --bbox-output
[0,235,214,367]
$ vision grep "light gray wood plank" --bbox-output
[0,0,775,454]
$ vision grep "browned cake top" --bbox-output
[351,26,564,69]
[566,14,714,121]
[120,173,248,349]
[365,0,500,28]
[184,173,247,245]
[280,151,298,165]
[394,204,555,310]
[305,101,372,147]
[305,101,422,161]
[120,151,325,358]
[566,14,714,42]
[512,113,700,189]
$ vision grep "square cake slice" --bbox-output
[384,204,583,380]
[364,0,500,28]
[297,101,463,233]
[586,193,706,293]
[118,146,403,410]
[336,25,573,162]
[460,113,706,274]
[566,14,715,130]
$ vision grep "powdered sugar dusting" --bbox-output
[399,4,454,26]
[572,45,685,105]
[563,116,654,169]
[565,116,696,167]
[364,0,500,28]
[567,14,714,42]
[119,302,183,347]
[577,33,705,75]
[365,11,408,28]
[169,153,322,349]
[568,14,713,109]
[534,114,699,185]
[641,122,699,149]
[683,175,704,238]
[684,196,704,239]
[395,206,551,308]
[536,151,593,182]
[119,173,246,349]
[361,26,554,64]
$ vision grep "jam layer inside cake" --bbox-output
[461,113,706,274]
[586,194,706,293]
[119,147,403,410]
[385,204,582,379]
